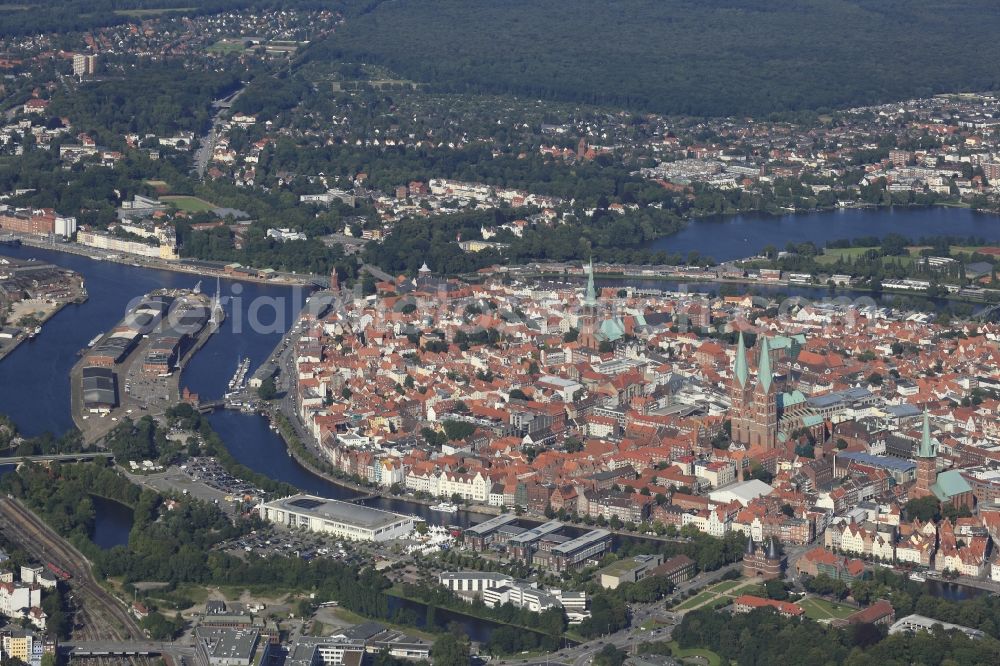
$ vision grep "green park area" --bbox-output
[815,246,918,266]
[666,641,723,666]
[816,244,1000,267]
[798,596,857,621]
[673,590,718,612]
[161,195,216,213]
[673,578,760,612]
[208,39,247,55]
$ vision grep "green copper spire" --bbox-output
[584,258,597,307]
[734,331,748,387]
[757,336,772,394]
[918,409,936,458]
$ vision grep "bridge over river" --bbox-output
[0,452,109,466]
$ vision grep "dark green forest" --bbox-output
[316,0,1000,116]
[49,63,240,138]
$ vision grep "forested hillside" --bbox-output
[317,0,1000,116]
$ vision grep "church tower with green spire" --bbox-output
[730,332,754,444]
[730,333,778,450]
[578,259,600,349]
[750,336,778,449]
[914,409,938,497]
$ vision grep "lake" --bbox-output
[647,207,1000,262]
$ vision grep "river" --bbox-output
[0,244,303,436]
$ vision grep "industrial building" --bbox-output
[81,366,117,413]
[285,638,365,666]
[286,623,431,664]
[194,627,271,666]
[87,330,140,366]
[258,495,413,542]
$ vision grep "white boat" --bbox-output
[430,502,459,513]
[87,332,103,347]
[227,356,252,391]
[909,572,927,582]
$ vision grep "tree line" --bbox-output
[318,0,1000,117]
[676,604,1000,666]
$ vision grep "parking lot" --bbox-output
[183,456,265,498]
[218,526,371,565]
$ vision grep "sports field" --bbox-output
[161,195,216,212]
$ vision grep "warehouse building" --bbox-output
[258,495,413,542]
[81,366,117,413]
[194,627,271,666]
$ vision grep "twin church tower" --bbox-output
[730,333,778,449]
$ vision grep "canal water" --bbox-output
[922,579,990,602]
[207,409,494,527]
[384,595,562,645]
[0,244,302,436]
[90,494,134,549]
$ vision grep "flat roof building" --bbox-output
[599,554,664,590]
[464,513,518,551]
[81,366,117,413]
[194,627,270,666]
[889,614,984,639]
[709,479,774,507]
[549,529,612,571]
[258,494,413,542]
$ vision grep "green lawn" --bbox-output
[798,596,856,621]
[815,246,878,264]
[667,641,723,666]
[816,246,919,267]
[817,243,1000,267]
[640,617,672,630]
[674,590,717,611]
[709,579,742,595]
[208,39,248,54]
[161,195,216,212]
[168,583,210,603]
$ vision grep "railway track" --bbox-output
[0,496,144,643]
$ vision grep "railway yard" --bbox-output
[0,496,152,666]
